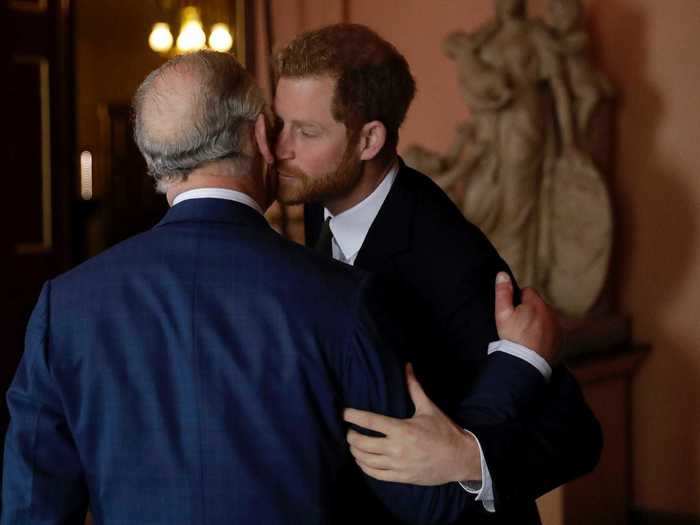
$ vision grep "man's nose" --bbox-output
[275,129,293,160]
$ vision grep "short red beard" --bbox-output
[276,139,362,206]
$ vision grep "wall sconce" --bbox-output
[80,150,93,201]
[148,4,233,55]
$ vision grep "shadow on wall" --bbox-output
[600,0,696,307]
[594,0,700,513]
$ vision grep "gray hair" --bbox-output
[133,50,266,192]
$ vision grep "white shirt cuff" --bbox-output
[487,339,552,381]
[458,430,495,513]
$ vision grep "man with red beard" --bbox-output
[272,24,601,525]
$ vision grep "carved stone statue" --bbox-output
[545,0,615,136]
[405,0,615,318]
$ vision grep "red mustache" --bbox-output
[276,163,307,179]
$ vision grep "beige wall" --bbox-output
[599,0,700,516]
[268,0,700,517]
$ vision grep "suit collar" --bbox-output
[156,198,271,230]
[172,188,264,214]
[322,162,399,263]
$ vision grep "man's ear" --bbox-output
[254,114,274,165]
[358,121,387,161]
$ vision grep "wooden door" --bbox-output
[0,0,76,438]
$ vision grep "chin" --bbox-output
[276,195,303,206]
[276,184,306,206]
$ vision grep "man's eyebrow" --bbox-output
[293,120,322,128]
[277,117,324,129]
[271,107,326,129]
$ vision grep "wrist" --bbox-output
[452,428,482,483]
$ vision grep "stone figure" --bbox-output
[544,0,615,136]
[405,0,614,317]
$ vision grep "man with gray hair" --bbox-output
[2,50,546,524]
[133,50,271,196]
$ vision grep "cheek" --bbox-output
[297,140,348,177]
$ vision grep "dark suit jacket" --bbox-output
[305,161,603,524]
[2,198,545,525]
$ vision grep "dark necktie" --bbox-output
[314,217,333,258]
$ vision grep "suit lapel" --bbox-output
[302,160,418,270]
[354,162,415,270]
[303,202,325,248]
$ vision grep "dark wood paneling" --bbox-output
[97,104,167,247]
[631,509,700,525]
[1,0,76,436]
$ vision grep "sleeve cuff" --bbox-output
[488,339,552,381]
[458,430,495,513]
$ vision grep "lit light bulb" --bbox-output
[149,22,174,53]
[209,23,233,52]
[176,7,206,52]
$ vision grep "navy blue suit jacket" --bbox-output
[305,162,603,524]
[2,198,545,525]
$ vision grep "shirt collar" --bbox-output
[324,160,399,263]
[172,188,264,215]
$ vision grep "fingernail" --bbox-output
[496,272,510,284]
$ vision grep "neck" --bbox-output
[324,155,396,216]
[166,162,269,210]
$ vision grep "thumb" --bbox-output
[405,363,433,414]
[494,272,514,329]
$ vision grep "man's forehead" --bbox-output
[275,75,337,100]
[276,73,337,87]
[273,75,339,121]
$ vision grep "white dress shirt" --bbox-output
[324,162,398,265]
[322,160,552,512]
[172,187,263,214]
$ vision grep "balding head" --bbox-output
[133,51,266,192]
[138,63,202,146]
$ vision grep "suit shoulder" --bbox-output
[52,228,166,287]
[274,234,371,299]
[399,165,502,266]
[52,230,155,289]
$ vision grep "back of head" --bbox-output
[133,50,266,192]
[273,24,416,152]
